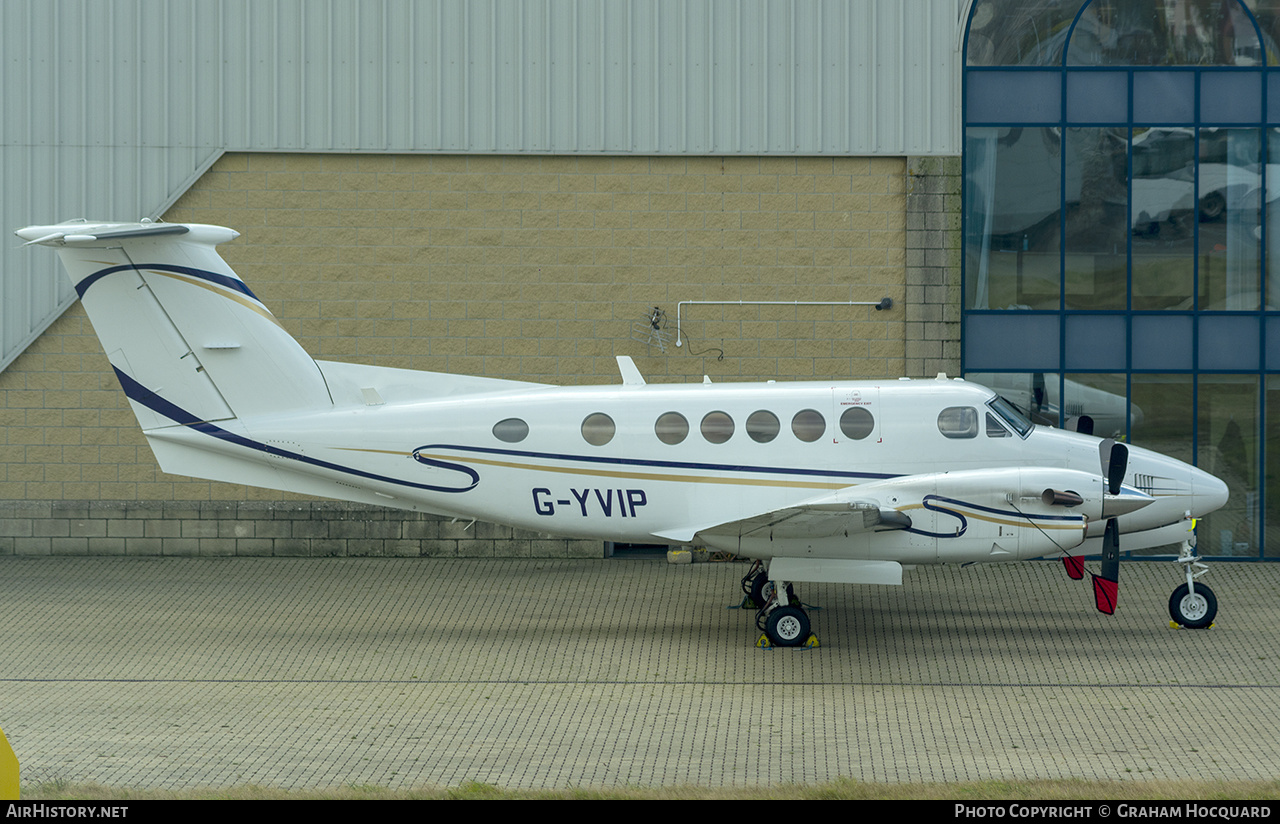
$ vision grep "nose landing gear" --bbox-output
[1169,529,1216,629]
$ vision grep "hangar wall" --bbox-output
[0,153,959,558]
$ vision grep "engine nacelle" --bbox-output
[852,467,1102,562]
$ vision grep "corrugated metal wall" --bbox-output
[2,0,962,372]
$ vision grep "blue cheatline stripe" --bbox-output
[904,493,1085,539]
[112,367,480,494]
[76,263,262,302]
[410,442,899,483]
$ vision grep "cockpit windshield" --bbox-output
[987,395,1033,438]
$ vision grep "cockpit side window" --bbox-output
[987,395,1034,438]
[985,412,1010,438]
[938,406,978,439]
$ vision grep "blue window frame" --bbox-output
[962,0,1280,557]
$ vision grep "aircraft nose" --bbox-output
[1193,466,1229,517]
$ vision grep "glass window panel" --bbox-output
[965,127,1062,310]
[1267,73,1280,122]
[1132,315,1194,369]
[1197,375,1258,557]
[1067,0,1261,66]
[965,315,1062,371]
[1064,314,1127,370]
[700,411,734,444]
[966,372,1056,426]
[791,409,826,443]
[1133,73,1195,122]
[581,413,616,447]
[1266,130,1280,308]
[1129,374,1193,556]
[492,418,529,443]
[967,72,1061,123]
[1131,374,1193,464]
[985,412,1011,437]
[988,394,1036,436]
[965,0,1088,67]
[1131,127,1196,309]
[1064,127,1128,310]
[1063,373,1132,439]
[1201,72,1262,123]
[1066,71,1128,123]
[1199,315,1260,370]
[1198,129,1262,310]
[1265,376,1280,558]
[1266,316,1280,369]
[938,407,979,439]
[839,407,875,440]
[746,410,780,443]
[654,412,688,445]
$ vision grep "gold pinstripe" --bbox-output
[336,447,851,490]
[151,271,284,328]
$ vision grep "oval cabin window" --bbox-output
[700,411,735,444]
[581,412,616,446]
[492,418,529,443]
[655,412,689,445]
[746,410,780,443]
[791,409,826,443]
[938,407,978,439]
[839,407,874,440]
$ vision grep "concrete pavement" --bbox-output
[2,556,1278,790]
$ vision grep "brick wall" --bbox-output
[904,156,962,378]
[0,500,599,558]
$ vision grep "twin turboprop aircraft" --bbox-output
[17,220,1231,646]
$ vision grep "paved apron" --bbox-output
[1,557,1276,790]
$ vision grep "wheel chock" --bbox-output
[732,595,760,610]
[754,633,820,649]
[0,726,17,800]
[1169,620,1216,629]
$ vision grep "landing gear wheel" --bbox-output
[764,605,811,647]
[750,576,775,608]
[1169,582,1217,628]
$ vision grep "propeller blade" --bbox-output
[1062,555,1085,580]
[1091,518,1120,615]
[1108,443,1129,496]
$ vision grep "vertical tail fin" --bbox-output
[16,220,331,428]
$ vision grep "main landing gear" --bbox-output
[740,561,816,648]
[1169,537,1217,629]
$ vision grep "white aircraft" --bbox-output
[16,220,1230,646]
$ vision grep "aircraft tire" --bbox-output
[751,576,775,609]
[1169,582,1217,629]
[765,606,810,647]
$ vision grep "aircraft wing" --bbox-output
[652,495,910,544]
[653,465,1106,562]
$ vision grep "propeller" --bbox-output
[1091,439,1128,615]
